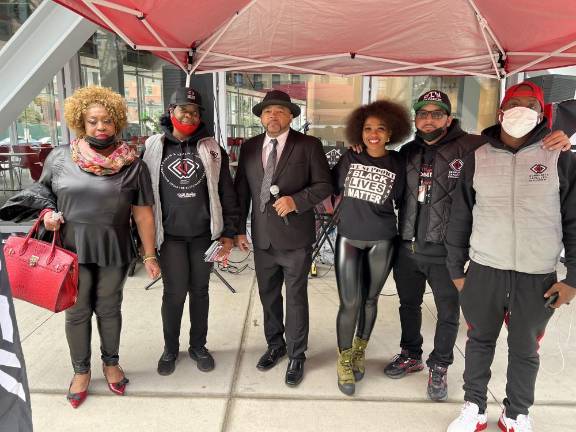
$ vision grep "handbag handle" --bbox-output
[19,209,60,263]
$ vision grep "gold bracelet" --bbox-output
[142,255,157,263]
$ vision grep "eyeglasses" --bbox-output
[175,106,200,117]
[415,110,447,120]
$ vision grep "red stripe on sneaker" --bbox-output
[498,417,514,432]
[477,421,488,431]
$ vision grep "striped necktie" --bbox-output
[259,138,278,212]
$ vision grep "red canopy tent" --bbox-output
[53,0,576,80]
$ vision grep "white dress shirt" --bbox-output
[261,129,290,168]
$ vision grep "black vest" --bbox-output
[399,122,484,244]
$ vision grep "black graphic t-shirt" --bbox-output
[418,162,433,204]
[160,137,211,238]
[332,149,405,241]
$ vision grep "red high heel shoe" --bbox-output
[66,371,90,409]
[103,365,129,396]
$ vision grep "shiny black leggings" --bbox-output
[335,235,395,350]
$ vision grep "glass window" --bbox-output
[79,30,170,141]
[15,82,59,145]
[225,72,363,148]
[1,75,60,199]
[372,76,499,135]
[0,0,43,50]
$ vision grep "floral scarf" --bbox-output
[71,138,136,176]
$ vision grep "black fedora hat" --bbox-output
[252,90,301,117]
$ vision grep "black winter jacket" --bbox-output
[398,120,485,251]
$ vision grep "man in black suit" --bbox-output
[235,90,332,386]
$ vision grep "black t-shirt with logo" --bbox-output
[160,128,211,238]
[332,149,405,241]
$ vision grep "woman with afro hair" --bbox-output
[1,86,160,408]
[331,99,411,396]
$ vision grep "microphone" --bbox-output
[270,185,289,225]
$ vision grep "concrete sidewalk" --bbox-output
[15,251,576,431]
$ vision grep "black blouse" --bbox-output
[39,145,154,266]
[332,149,405,241]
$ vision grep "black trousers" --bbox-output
[253,245,312,360]
[335,235,394,350]
[65,263,129,373]
[392,247,460,368]
[159,236,213,354]
[461,261,555,419]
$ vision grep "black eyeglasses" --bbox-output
[415,110,446,120]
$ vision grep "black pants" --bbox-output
[159,236,213,354]
[461,261,555,419]
[253,245,312,360]
[66,263,129,373]
[335,235,394,350]
[392,247,460,368]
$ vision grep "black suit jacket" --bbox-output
[235,128,333,250]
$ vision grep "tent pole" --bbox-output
[90,0,143,17]
[191,0,260,74]
[194,51,347,75]
[466,0,506,56]
[81,0,135,48]
[474,14,503,78]
[355,54,497,79]
[356,54,496,76]
[506,38,576,77]
[135,46,189,52]
[508,52,576,58]
[84,0,187,70]
[140,18,187,71]
[196,51,348,66]
[196,63,344,77]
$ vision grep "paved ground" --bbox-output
[14,250,576,431]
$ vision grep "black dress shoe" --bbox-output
[157,351,178,376]
[285,358,305,386]
[188,346,215,372]
[256,346,287,371]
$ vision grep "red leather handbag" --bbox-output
[3,209,78,312]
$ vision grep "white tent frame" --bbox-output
[80,0,576,80]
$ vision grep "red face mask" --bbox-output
[171,113,199,136]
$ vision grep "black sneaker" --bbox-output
[188,346,215,372]
[157,351,178,376]
[383,350,424,379]
[427,365,448,401]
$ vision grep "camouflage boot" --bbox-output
[337,348,355,396]
[352,336,368,381]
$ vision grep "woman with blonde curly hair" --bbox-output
[331,100,411,396]
[1,85,160,408]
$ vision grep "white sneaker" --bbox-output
[498,411,533,432]
[447,402,488,432]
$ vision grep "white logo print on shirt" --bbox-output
[343,163,395,205]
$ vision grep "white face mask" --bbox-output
[500,106,540,138]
